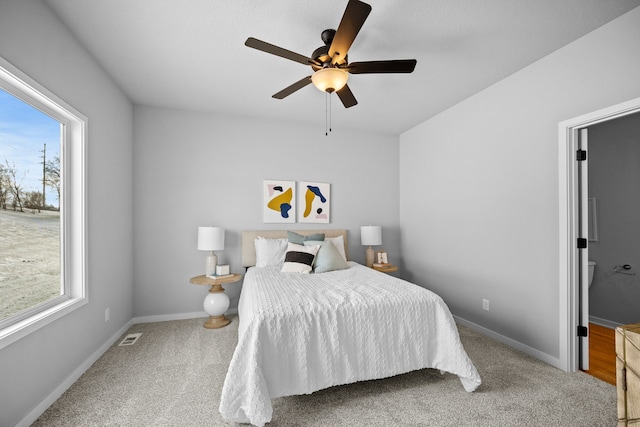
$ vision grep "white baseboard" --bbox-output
[132,311,208,324]
[132,308,238,324]
[454,315,563,371]
[16,319,134,427]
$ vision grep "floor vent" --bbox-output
[118,333,142,346]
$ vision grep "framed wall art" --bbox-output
[298,181,330,223]
[263,180,296,223]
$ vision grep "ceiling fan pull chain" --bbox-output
[329,92,333,134]
[325,91,329,136]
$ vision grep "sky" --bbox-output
[0,88,60,208]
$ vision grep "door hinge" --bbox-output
[577,149,587,161]
[622,367,627,391]
[577,238,588,249]
[577,325,588,337]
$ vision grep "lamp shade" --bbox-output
[197,226,225,251]
[311,68,349,93]
[361,226,382,246]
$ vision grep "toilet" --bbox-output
[588,261,596,288]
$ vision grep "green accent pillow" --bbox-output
[287,231,325,245]
[304,240,349,273]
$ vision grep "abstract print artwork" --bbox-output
[298,181,330,223]
[263,180,296,223]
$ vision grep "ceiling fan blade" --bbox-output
[336,84,358,108]
[328,0,372,65]
[346,59,417,74]
[272,76,313,99]
[245,37,319,66]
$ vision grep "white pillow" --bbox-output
[326,235,347,261]
[281,242,320,274]
[254,237,288,267]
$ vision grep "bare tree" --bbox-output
[5,160,26,212]
[0,163,9,210]
[45,155,60,208]
[24,191,43,212]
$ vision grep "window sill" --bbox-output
[0,297,87,350]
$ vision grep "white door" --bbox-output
[578,127,589,370]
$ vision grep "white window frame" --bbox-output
[0,56,87,350]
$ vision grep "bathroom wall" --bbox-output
[588,112,640,326]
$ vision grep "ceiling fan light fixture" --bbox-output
[311,67,349,93]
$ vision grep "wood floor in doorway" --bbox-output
[583,323,616,386]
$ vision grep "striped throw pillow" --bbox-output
[281,242,320,274]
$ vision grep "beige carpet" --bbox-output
[33,315,616,426]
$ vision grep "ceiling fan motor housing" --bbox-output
[321,29,335,45]
[312,29,347,71]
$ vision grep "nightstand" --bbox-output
[372,263,398,273]
[190,273,242,329]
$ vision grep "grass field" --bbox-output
[0,209,61,320]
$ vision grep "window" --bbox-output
[0,56,86,349]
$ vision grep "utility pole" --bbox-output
[41,143,46,209]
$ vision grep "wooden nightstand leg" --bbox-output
[203,315,231,329]
[190,275,242,330]
[202,284,231,329]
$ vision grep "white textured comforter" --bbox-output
[219,262,481,426]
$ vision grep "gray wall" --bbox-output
[133,106,401,317]
[0,1,134,426]
[399,7,640,365]
[588,112,640,325]
[2,0,640,425]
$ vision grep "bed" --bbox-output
[219,230,481,426]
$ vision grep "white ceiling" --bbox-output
[44,0,640,135]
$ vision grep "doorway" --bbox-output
[558,96,640,373]
[584,112,640,384]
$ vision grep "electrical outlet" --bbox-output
[105,307,110,322]
[482,299,490,311]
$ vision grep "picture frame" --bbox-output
[377,251,388,264]
[588,197,598,242]
[298,181,330,223]
[263,180,296,223]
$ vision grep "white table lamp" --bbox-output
[361,225,382,267]
[197,226,225,276]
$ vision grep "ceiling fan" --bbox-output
[245,0,417,108]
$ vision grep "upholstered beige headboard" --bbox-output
[242,229,348,267]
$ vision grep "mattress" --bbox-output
[219,262,481,426]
